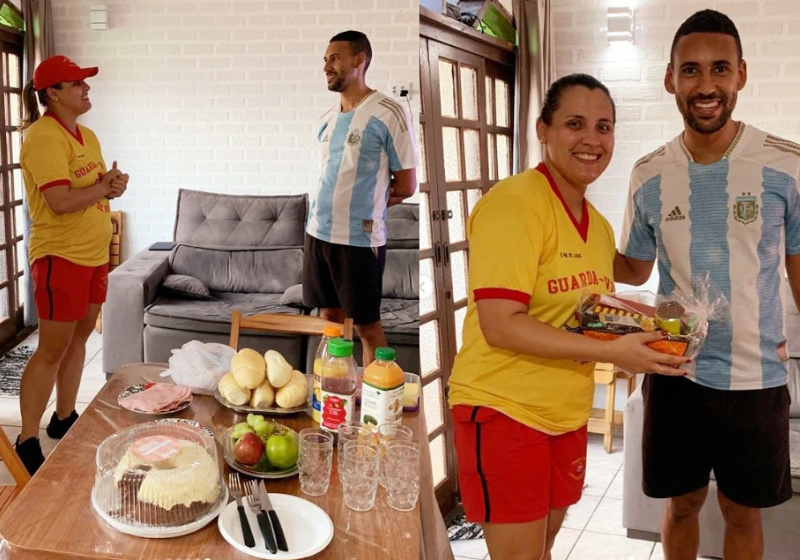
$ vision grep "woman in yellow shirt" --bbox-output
[15,56,129,474]
[447,74,690,560]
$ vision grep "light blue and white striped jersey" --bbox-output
[620,124,800,390]
[306,91,418,247]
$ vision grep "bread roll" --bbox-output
[232,348,266,389]
[250,380,275,409]
[275,370,308,409]
[265,350,293,388]
[218,372,250,406]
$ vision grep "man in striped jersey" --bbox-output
[616,10,800,560]
[304,31,418,366]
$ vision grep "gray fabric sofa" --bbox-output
[622,281,800,559]
[102,189,420,377]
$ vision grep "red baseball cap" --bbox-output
[33,56,98,91]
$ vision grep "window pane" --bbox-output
[446,190,465,243]
[13,205,23,239]
[420,257,436,316]
[420,192,431,251]
[418,127,427,184]
[497,134,510,180]
[8,54,20,88]
[0,250,7,283]
[9,93,20,127]
[430,433,446,487]
[12,168,21,202]
[450,249,468,303]
[14,242,22,279]
[485,76,494,125]
[488,134,496,181]
[496,79,509,127]
[455,305,467,352]
[463,129,480,181]
[423,379,444,435]
[467,188,482,216]
[443,127,462,182]
[438,59,457,118]
[460,65,477,121]
[0,287,7,321]
[11,130,20,164]
[420,320,440,378]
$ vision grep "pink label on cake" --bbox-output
[131,436,181,463]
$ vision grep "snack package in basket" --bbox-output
[575,275,729,361]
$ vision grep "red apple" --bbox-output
[234,432,264,466]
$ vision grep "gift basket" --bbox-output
[576,275,729,360]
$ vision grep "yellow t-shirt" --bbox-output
[448,163,616,434]
[21,112,111,267]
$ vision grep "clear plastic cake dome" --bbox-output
[91,419,228,538]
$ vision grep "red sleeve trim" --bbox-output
[39,179,70,192]
[473,288,531,305]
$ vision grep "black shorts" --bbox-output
[302,234,386,326]
[641,373,792,508]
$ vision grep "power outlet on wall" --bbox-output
[392,82,411,100]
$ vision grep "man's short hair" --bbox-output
[330,30,372,73]
[671,10,743,63]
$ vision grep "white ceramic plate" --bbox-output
[217,493,334,559]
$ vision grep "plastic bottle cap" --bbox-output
[327,337,354,357]
[323,325,342,337]
[375,347,396,361]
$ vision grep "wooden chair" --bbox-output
[229,310,354,351]
[0,427,31,518]
[588,363,638,453]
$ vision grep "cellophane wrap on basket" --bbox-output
[575,274,729,362]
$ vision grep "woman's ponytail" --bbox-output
[19,80,40,132]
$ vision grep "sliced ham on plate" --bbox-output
[119,383,193,413]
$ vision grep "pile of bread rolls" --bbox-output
[218,348,309,410]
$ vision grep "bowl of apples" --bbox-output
[223,414,299,479]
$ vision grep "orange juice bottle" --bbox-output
[312,325,342,423]
[360,347,404,430]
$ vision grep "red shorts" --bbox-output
[452,405,587,524]
[31,256,108,322]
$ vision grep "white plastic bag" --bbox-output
[160,341,235,395]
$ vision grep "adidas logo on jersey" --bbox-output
[665,206,686,222]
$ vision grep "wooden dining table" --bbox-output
[0,363,420,560]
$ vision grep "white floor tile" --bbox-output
[583,466,618,497]
[81,358,106,382]
[606,469,625,500]
[551,527,581,560]
[585,497,625,536]
[562,494,602,531]
[450,538,488,559]
[568,531,654,560]
[587,434,625,470]
[83,333,103,365]
[0,397,22,427]
[650,542,664,560]
[75,376,108,404]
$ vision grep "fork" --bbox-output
[229,473,255,548]
[245,479,278,554]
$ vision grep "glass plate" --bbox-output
[223,424,299,480]
[214,388,310,416]
[118,383,192,415]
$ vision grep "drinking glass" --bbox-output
[337,421,372,480]
[377,423,413,488]
[385,441,420,511]
[298,428,334,496]
[341,441,380,511]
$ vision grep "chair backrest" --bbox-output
[0,427,31,489]
[229,310,354,351]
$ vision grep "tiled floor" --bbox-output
[450,433,702,560]
[0,329,105,485]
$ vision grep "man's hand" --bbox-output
[388,187,405,207]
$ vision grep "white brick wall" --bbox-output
[49,0,419,257]
[555,0,800,293]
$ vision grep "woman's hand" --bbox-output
[606,331,691,376]
[104,161,129,199]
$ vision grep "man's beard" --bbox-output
[327,74,347,92]
[678,91,736,134]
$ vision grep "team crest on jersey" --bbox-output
[733,193,759,225]
[347,129,362,146]
[321,134,329,143]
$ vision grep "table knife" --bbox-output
[260,481,288,552]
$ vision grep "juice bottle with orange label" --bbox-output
[312,325,342,423]
[320,338,357,433]
[360,347,404,430]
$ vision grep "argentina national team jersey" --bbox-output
[620,124,800,390]
[306,91,418,247]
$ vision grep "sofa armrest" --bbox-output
[102,250,171,375]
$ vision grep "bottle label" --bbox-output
[321,390,354,432]
[312,373,322,422]
[360,381,404,430]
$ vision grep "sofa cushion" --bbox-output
[381,298,419,337]
[280,284,309,310]
[386,203,418,249]
[383,249,418,299]
[144,292,301,335]
[169,244,303,293]
[161,274,212,300]
[174,190,307,247]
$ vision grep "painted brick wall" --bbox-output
[49,0,419,257]
[554,0,800,294]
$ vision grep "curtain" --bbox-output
[20,0,53,326]
[512,0,554,173]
